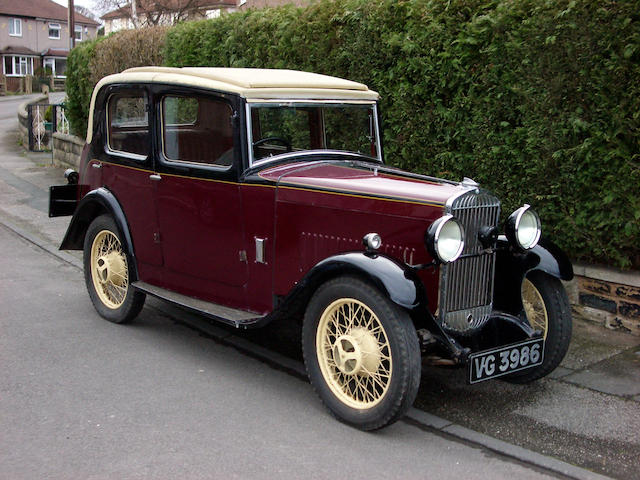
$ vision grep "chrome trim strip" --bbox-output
[246,102,255,167]
[373,103,382,161]
[105,91,150,162]
[444,185,476,213]
[246,99,377,105]
[246,101,383,169]
[251,150,381,168]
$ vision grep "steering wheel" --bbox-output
[252,136,292,152]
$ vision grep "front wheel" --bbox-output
[83,215,145,324]
[302,277,421,430]
[505,271,572,383]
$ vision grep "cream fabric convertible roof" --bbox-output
[86,67,379,141]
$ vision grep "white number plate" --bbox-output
[468,338,544,384]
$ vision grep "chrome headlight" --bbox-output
[426,215,465,263]
[506,204,541,250]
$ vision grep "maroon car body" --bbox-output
[50,67,573,430]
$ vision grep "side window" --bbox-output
[162,95,234,167]
[107,92,149,157]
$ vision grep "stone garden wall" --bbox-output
[567,266,640,335]
[52,132,84,169]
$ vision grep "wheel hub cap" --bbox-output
[316,298,392,409]
[332,328,381,376]
[96,251,126,287]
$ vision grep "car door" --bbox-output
[100,85,163,275]
[152,88,248,308]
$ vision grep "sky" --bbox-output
[52,0,103,14]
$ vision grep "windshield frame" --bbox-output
[245,99,382,168]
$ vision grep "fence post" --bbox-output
[27,105,34,151]
[52,105,58,134]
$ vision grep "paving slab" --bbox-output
[513,382,640,444]
[561,317,640,370]
[547,366,574,379]
[564,348,640,397]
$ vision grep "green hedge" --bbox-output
[66,37,101,138]
[66,0,640,269]
[65,27,168,137]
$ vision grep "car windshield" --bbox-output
[249,102,380,164]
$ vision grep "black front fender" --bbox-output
[60,188,136,275]
[308,252,425,309]
[494,236,573,314]
[273,252,426,322]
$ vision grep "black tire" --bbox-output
[505,271,572,383]
[302,276,421,430]
[83,214,145,324]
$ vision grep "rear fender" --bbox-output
[494,236,573,314]
[59,187,137,278]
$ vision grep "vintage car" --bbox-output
[50,67,573,430]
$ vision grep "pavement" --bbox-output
[1,94,639,479]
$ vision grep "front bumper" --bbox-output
[420,309,542,367]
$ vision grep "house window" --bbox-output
[3,56,34,76]
[44,57,67,78]
[55,58,67,77]
[43,58,54,75]
[74,25,82,41]
[9,18,22,36]
[49,23,61,39]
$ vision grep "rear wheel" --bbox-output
[83,215,145,323]
[302,277,421,430]
[506,271,572,383]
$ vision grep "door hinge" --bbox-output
[153,232,161,243]
[239,250,247,263]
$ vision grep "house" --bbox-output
[100,0,318,35]
[101,0,236,34]
[0,0,99,92]
[236,0,311,9]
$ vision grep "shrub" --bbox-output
[67,0,640,268]
[65,37,101,137]
[90,26,169,85]
[66,26,168,137]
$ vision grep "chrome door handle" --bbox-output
[149,174,162,181]
[91,163,102,169]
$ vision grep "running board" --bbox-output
[132,281,266,328]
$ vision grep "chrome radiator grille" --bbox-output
[439,190,501,333]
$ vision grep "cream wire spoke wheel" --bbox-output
[522,278,549,339]
[506,271,572,384]
[303,277,421,430]
[91,229,129,309]
[83,215,145,324]
[316,298,392,409]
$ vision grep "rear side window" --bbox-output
[107,92,149,157]
[162,95,234,167]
